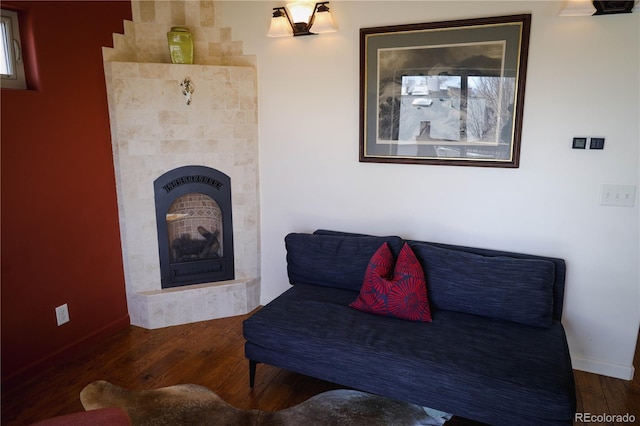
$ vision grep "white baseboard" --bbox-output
[572,356,635,380]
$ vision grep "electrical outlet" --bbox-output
[600,184,637,207]
[55,304,70,326]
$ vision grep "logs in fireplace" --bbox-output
[154,166,234,289]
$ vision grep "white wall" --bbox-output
[218,1,640,380]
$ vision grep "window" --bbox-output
[1,8,26,89]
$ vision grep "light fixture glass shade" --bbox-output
[311,9,337,33]
[286,2,315,24]
[559,0,597,16]
[267,14,293,37]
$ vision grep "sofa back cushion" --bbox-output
[285,233,404,291]
[409,241,556,328]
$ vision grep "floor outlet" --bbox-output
[55,304,70,326]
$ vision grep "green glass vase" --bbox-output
[167,26,193,64]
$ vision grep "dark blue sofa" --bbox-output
[243,230,576,425]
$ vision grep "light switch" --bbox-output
[572,137,587,149]
[590,137,605,150]
[600,184,636,207]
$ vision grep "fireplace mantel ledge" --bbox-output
[129,277,260,329]
[138,278,252,295]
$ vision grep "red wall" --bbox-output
[1,1,132,384]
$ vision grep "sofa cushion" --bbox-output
[243,284,576,425]
[285,233,404,291]
[409,242,555,328]
[350,243,432,322]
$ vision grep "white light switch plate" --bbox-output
[600,184,637,207]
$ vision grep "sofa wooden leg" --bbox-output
[249,360,258,388]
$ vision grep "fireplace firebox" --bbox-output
[154,166,234,288]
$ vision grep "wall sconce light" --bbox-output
[560,0,636,16]
[267,2,337,37]
[559,0,597,16]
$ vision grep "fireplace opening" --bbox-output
[154,166,234,288]
[168,193,223,262]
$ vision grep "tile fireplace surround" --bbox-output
[103,0,260,329]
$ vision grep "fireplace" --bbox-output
[103,0,260,329]
[154,165,235,288]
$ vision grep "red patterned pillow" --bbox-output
[349,242,432,322]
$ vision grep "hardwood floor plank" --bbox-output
[1,314,638,426]
[598,367,640,424]
[574,371,611,417]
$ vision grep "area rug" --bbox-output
[80,380,451,426]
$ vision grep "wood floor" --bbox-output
[2,310,639,426]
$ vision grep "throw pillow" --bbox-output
[350,242,432,322]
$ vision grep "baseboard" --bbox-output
[572,355,635,380]
[1,314,130,388]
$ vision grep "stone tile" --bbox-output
[171,1,186,26]
[153,1,173,25]
[199,1,215,27]
[139,63,170,79]
[138,1,156,23]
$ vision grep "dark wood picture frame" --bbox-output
[359,14,531,168]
